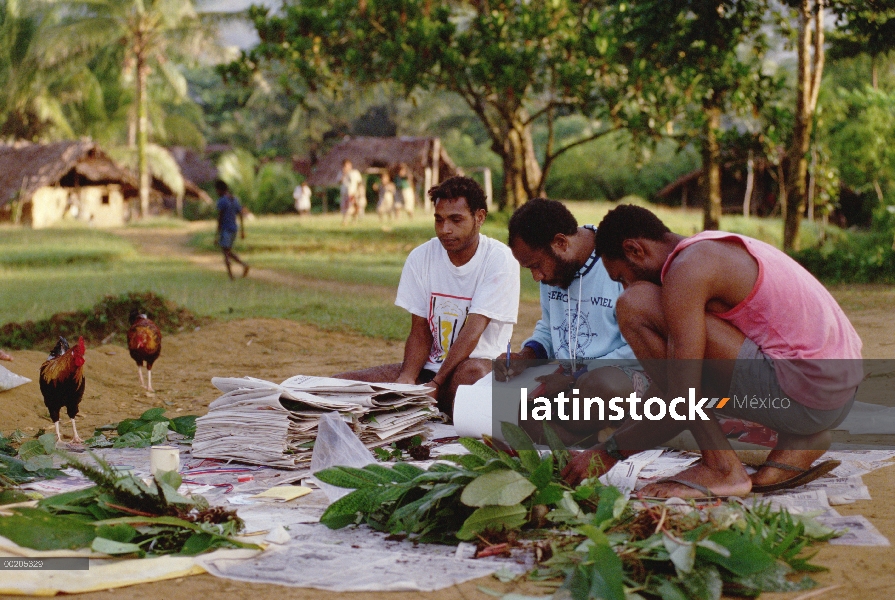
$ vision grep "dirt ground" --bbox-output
[1,226,894,599]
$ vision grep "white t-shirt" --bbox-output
[396,234,520,372]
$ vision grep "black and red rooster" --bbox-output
[39,336,86,444]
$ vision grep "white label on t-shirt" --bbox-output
[428,292,471,365]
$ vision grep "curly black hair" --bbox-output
[593,204,671,259]
[508,198,578,250]
[427,176,488,214]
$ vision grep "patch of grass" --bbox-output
[0,227,135,268]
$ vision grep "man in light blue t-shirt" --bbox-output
[497,198,647,444]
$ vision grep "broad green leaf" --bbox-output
[16,440,46,462]
[460,470,536,507]
[116,418,142,436]
[653,578,690,600]
[112,431,151,448]
[91,536,143,555]
[140,408,167,421]
[95,523,137,543]
[314,465,393,489]
[500,422,536,453]
[23,455,54,472]
[155,469,183,490]
[663,535,696,575]
[38,433,58,453]
[438,454,486,470]
[528,454,554,490]
[150,421,170,444]
[0,508,97,550]
[181,532,216,555]
[458,437,499,460]
[456,504,527,540]
[697,529,775,577]
[391,463,426,479]
[592,485,626,529]
[169,416,197,437]
[319,488,372,529]
[531,482,565,506]
[363,463,410,483]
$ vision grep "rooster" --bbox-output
[127,310,161,392]
[39,336,86,444]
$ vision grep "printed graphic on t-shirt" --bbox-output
[554,308,600,357]
[428,292,471,365]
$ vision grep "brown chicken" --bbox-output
[128,310,161,391]
[39,336,86,444]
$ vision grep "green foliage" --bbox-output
[0,450,258,556]
[792,229,895,284]
[0,291,200,351]
[317,423,834,599]
[84,408,197,449]
[217,150,299,215]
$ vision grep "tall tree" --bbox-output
[782,0,825,251]
[828,1,895,90]
[50,0,211,218]
[231,1,628,208]
[615,0,772,231]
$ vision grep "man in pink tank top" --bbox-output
[562,204,863,498]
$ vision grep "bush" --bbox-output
[0,292,203,351]
[792,230,895,284]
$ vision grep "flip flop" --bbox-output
[750,459,841,493]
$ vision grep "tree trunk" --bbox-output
[136,47,150,219]
[498,126,541,209]
[702,104,722,231]
[784,0,824,252]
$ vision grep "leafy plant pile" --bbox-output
[316,424,836,599]
[1,432,64,487]
[85,408,198,449]
[0,451,258,557]
[0,291,202,350]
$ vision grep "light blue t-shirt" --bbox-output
[522,225,635,362]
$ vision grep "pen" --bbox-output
[506,341,511,371]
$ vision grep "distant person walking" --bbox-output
[394,163,415,219]
[215,180,250,280]
[294,181,312,216]
[340,159,364,225]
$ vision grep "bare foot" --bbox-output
[640,461,753,499]
[751,430,831,487]
[0,349,12,361]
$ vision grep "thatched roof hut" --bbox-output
[307,136,459,187]
[0,140,135,209]
[169,146,218,185]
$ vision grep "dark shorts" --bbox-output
[717,338,856,436]
[219,229,237,250]
[417,368,437,384]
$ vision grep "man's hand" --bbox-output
[494,346,538,381]
[561,447,617,486]
[534,372,575,398]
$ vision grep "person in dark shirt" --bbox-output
[215,180,250,279]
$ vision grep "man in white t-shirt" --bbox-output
[335,176,520,414]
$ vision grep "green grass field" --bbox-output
[0,203,837,345]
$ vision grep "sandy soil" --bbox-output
[1,226,894,600]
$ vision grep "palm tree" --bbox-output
[49,0,212,218]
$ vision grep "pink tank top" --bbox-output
[661,231,863,409]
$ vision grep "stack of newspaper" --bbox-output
[192,375,437,469]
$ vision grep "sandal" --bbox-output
[750,459,841,493]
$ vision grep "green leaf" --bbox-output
[528,454,554,490]
[140,408,167,422]
[112,431,152,448]
[531,482,566,506]
[541,424,569,469]
[697,529,775,577]
[319,488,372,529]
[23,455,54,472]
[181,532,216,555]
[593,485,626,529]
[95,523,137,543]
[116,419,143,436]
[0,508,97,550]
[500,422,536,453]
[91,536,144,556]
[438,454,486,470]
[460,470,537,507]
[458,437,499,460]
[679,564,723,600]
[150,421,170,444]
[17,440,46,462]
[562,541,626,600]
[38,433,57,453]
[456,504,527,540]
[391,463,426,479]
[168,416,197,438]
[314,465,395,489]
[663,535,696,574]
